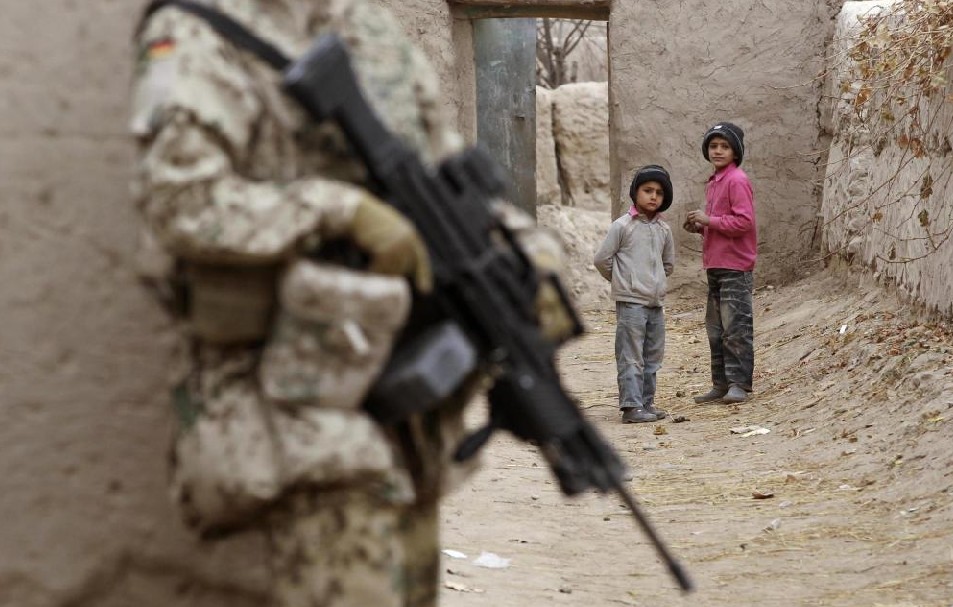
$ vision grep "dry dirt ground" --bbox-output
[437,211,953,606]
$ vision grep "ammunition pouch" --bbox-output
[259,259,411,407]
[184,262,278,344]
[170,373,414,538]
[170,374,284,537]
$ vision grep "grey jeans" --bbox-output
[705,269,754,392]
[615,302,665,409]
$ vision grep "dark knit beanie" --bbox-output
[702,122,745,166]
[628,164,673,213]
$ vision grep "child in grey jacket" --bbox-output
[594,165,675,423]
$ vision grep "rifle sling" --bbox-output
[139,0,292,71]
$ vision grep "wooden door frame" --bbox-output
[450,0,609,20]
[451,0,615,215]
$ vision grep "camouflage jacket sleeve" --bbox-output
[130,9,365,265]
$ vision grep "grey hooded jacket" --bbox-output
[593,212,675,307]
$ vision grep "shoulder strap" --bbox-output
[137,0,291,71]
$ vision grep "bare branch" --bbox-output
[536,18,603,88]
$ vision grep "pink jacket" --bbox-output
[702,163,757,271]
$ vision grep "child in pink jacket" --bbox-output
[684,122,757,404]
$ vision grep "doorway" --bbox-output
[469,11,610,218]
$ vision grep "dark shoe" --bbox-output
[622,408,657,423]
[723,385,749,403]
[693,388,727,404]
[644,404,667,419]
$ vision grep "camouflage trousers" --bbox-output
[704,269,754,392]
[266,489,439,607]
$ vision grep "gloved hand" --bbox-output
[350,195,433,293]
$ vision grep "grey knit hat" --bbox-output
[702,122,745,166]
[628,164,673,212]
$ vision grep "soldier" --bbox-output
[129,1,570,606]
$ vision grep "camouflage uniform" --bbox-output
[130,1,564,606]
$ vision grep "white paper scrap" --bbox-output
[474,551,511,569]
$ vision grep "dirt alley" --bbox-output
[439,265,953,606]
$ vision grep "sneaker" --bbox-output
[644,404,667,419]
[621,408,657,423]
[693,388,728,404]
[723,385,749,403]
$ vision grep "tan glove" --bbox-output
[351,195,433,293]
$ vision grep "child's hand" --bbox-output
[686,210,710,226]
[682,214,703,233]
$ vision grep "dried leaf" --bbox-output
[911,138,926,158]
[921,173,934,199]
[855,85,872,107]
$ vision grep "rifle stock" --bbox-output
[283,34,693,593]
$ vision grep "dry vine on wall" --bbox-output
[831,0,953,266]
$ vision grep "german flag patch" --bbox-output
[130,36,178,135]
[141,37,176,62]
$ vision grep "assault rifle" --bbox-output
[140,0,691,591]
[283,36,692,593]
